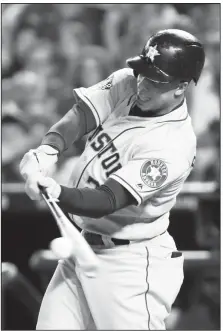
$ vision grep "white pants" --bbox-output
[36,232,184,330]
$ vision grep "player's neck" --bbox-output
[149,96,185,117]
[130,96,184,118]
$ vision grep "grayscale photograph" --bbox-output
[2,3,220,330]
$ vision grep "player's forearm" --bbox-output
[58,178,136,218]
[41,102,97,154]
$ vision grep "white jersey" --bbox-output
[68,68,196,240]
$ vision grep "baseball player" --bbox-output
[20,29,205,330]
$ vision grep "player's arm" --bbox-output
[43,67,135,153]
[27,176,137,217]
[52,148,191,218]
[20,68,134,180]
[41,101,96,154]
[20,103,97,202]
[55,152,190,219]
[58,178,137,217]
[20,103,96,179]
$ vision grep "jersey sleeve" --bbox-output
[73,68,136,127]
[110,146,192,206]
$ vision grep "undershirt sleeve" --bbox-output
[58,178,137,218]
[41,102,97,154]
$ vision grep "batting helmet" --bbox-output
[126,29,205,84]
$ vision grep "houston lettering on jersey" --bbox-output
[90,132,122,178]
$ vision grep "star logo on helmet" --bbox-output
[145,45,160,62]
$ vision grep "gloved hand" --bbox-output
[25,174,61,201]
[20,145,58,180]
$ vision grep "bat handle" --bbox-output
[38,184,49,199]
[39,185,62,219]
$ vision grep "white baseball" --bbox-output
[50,237,73,259]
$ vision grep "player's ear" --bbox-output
[175,82,188,96]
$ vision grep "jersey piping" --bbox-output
[111,173,143,205]
[157,113,189,124]
[111,172,165,206]
[74,89,101,126]
[84,94,101,125]
[145,247,151,330]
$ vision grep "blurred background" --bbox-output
[1,3,220,330]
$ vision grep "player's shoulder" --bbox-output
[85,67,136,96]
[111,68,137,93]
[113,68,135,81]
[142,122,195,147]
[132,123,196,165]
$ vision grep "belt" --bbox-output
[82,231,130,247]
[82,231,167,247]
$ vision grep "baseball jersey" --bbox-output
[68,68,196,240]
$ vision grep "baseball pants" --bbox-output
[36,231,184,330]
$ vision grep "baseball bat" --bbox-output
[40,187,100,278]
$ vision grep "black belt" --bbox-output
[83,232,130,246]
[83,231,167,247]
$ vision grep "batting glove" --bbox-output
[38,176,61,200]
[25,174,61,201]
[20,145,58,180]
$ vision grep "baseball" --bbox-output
[50,237,73,259]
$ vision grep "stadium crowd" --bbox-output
[2,3,220,185]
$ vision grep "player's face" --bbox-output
[136,74,180,111]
